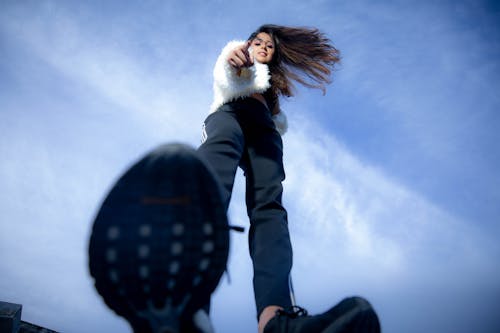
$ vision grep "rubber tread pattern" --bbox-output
[88,144,228,333]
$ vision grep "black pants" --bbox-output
[197,98,293,318]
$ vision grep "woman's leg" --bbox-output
[236,100,294,323]
[196,106,246,316]
[197,108,245,210]
[199,100,293,328]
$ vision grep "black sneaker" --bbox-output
[88,143,229,333]
[264,297,380,333]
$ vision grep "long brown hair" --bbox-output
[248,24,341,98]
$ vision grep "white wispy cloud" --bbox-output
[284,113,497,270]
[0,3,216,145]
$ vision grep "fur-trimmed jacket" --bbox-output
[209,40,288,135]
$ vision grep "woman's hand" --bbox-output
[227,41,253,75]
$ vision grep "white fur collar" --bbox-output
[209,40,287,135]
[210,40,271,113]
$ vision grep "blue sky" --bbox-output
[1,1,499,332]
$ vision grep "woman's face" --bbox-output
[250,32,275,64]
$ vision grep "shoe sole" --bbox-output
[88,143,229,333]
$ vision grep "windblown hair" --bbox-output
[248,24,341,98]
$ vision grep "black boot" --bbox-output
[88,143,229,333]
[264,297,381,333]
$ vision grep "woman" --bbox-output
[199,24,379,333]
[88,24,380,333]
[198,24,342,332]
